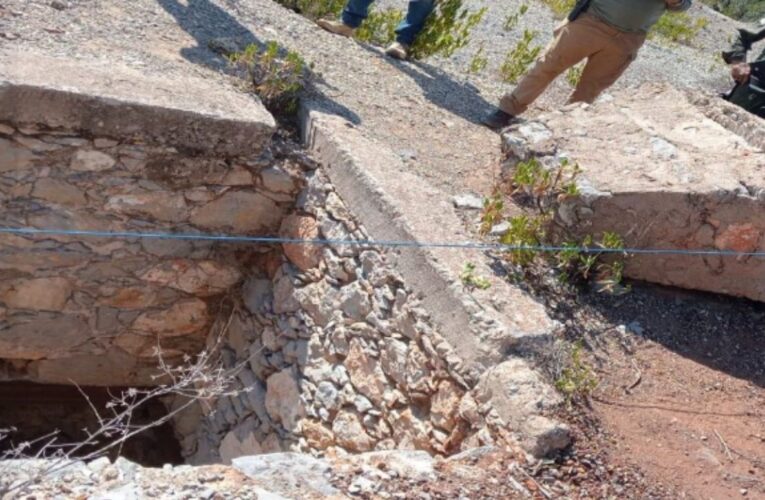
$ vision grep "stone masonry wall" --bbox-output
[170,170,508,464]
[0,121,304,386]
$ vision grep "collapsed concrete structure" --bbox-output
[0,49,570,472]
[501,84,765,302]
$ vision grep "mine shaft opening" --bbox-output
[0,382,183,467]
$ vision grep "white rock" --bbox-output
[70,149,116,171]
[233,453,339,497]
[451,193,483,210]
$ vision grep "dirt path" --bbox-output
[570,284,765,499]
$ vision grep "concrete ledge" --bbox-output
[300,104,569,456]
[501,84,765,302]
[0,50,276,156]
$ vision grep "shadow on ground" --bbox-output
[156,0,361,124]
[361,44,497,125]
[157,0,259,69]
[585,281,765,389]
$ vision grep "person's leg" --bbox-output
[568,31,645,104]
[342,0,376,28]
[394,0,436,45]
[499,17,606,116]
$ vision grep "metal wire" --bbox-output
[1,226,763,258]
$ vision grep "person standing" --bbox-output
[483,0,693,130]
[722,22,765,118]
[317,0,435,60]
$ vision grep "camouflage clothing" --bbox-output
[722,27,765,118]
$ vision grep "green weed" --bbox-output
[500,30,542,84]
[355,8,404,46]
[555,341,598,403]
[594,232,629,293]
[566,63,584,88]
[500,214,546,266]
[540,0,575,18]
[230,42,307,115]
[468,43,489,74]
[275,0,345,19]
[503,4,529,31]
[480,193,504,235]
[460,262,492,290]
[650,13,708,44]
[409,0,487,59]
[492,156,628,290]
[511,157,581,213]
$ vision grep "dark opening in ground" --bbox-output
[0,382,183,467]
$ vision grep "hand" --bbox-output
[730,63,751,83]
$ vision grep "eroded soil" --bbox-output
[539,279,765,499]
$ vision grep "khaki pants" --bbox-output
[500,13,647,116]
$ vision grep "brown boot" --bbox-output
[317,19,356,38]
[385,41,409,60]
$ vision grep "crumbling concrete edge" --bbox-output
[0,50,276,156]
[299,104,570,456]
[688,91,765,152]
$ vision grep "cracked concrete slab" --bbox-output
[502,83,765,302]
[0,50,276,156]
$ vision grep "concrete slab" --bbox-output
[501,84,765,302]
[0,50,276,156]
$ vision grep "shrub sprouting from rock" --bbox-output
[230,41,308,116]
[482,157,628,291]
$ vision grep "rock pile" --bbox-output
[171,169,508,464]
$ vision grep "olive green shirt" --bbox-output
[589,0,692,33]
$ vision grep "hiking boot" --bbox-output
[385,42,410,60]
[482,109,515,130]
[317,19,356,38]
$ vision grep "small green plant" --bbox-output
[460,262,492,290]
[275,0,345,19]
[555,341,598,403]
[355,8,405,46]
[503,4,529,31]
[566,63,584,88]
[540,0,575,18]
[480,193,504,235]
[511,157,581,213]
[409,0,487,59]
[594,232,629,293]
[495,156,628,290]
[500,214,547,266]
[650,13,708,44]
[468,43,489,74]
[231,42,308,115]
[500,30,542,84]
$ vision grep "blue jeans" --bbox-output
[342,0,435,45]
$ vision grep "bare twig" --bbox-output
[514,464,553,499]
[0,302,252,497]
[713,429,734,461]
[624,359,642,395]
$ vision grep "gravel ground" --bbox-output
[0,0,745,197]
